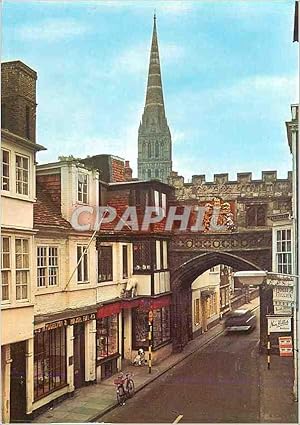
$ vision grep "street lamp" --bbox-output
[233,270,298,402]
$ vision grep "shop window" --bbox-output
[1,236,10,301]
[98,245,113,282]
[16,154,29,195]
[37,246,59,287]
[34,327,67,400]
[122,245,128,279]
[1,149,10,191]
[15,238,29,300]
[194,298,200,325]
[246,205,266,227]
[96,314,118,362]
[133,241,151,272]
[132,306,171,350]
[153,306,171,348]
[132,309,149,349]
[147,169,151,179]
[276,229,292,274]
[77,173,88,203]
[77,245,89,283]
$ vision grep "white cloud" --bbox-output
[16,18,89,41]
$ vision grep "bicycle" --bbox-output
[114,372,135,405]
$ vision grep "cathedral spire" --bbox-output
[145,14,165,111]
[137,15,172,184]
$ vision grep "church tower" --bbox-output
[137,15,172,184]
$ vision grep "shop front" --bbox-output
[131,295,172,362]
[96,303,120,381]
[33,321,68,402]
[32,310,96,414]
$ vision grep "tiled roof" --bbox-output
[34,184,71,229]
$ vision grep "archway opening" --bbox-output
[171,251,262,352]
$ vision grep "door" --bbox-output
[10,341,27,422]
[73,323,85,389]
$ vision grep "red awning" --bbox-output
[97,302,121,318]
[152,295,171,309]
[121,299,142,309]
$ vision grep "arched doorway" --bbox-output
[171,251,261,352]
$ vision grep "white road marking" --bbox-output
[173,414,183,423]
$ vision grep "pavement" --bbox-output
[32,297,297,423]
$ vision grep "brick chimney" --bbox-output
[124,160,133,181]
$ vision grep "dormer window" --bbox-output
[77,173,88,203]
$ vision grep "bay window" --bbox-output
[133,241,151,272]
[16,154,29,195]
[276,229,292,274]
[1,236,10,301]
[1,149,10,191]
[15,238,29,300]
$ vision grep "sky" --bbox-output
[2,0,298,181]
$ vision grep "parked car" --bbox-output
[224,309,257,333]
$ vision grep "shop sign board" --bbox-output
[274,304,293,315]
[278,336,293,357]
[69,313,96,325]
[267,316,292,333]
[34,313,96,333]
[267,274,294,287]
[273,286,294,302]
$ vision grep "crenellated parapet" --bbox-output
[169,170,292,202]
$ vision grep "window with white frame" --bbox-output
[161,193,167,215]
[15,238,29,300]
[1,236,10,301]
[37,246,59,287]
[78,173,88,203]
[1,149,10,191]
[77,245,88,283]
[163,240,168,269]
[16,154,29,195]
[276,229,292,274]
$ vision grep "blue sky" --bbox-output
[2,0,298,181]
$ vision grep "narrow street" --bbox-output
[99,310,261,423]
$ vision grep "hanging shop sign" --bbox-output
[273,286,294,303]
[278,336,293,357]
[267,316,292,333]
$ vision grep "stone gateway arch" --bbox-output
[170,251,262,352]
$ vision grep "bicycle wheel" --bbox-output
[116,385,126,405]
[127,379,135,398]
